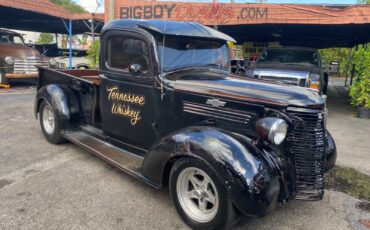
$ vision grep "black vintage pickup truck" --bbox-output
[35,20,336,229]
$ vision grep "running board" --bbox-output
[61,130,158,188]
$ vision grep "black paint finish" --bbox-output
[34,20,336,217]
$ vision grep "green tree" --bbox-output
[36,33,54,44]
[319,48,352,77]
[357,0,370,4]
[87,40,100,68]
[49,0,87,13]
[349,45,370,108]
[77,34,88,47]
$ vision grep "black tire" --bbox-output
[75,65,89,70]
[0,70,9,85]
[169,158,235,230]
[39,101,66,144]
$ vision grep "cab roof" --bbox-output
[0,29,21,35]
[102,19,236,43]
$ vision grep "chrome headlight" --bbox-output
[256,117,288,145]
[308,73,320,91]
[49,58,57,66]
[5,56,14,65]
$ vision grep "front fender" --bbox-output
[143,126,280,216]
[34,84,80,128]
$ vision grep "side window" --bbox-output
[106,35,149,73]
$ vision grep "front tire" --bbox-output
[39,101,66,144]
[169,158,235,230]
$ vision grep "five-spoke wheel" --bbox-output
[42,104,56,135]
[39,101,65,144]
[170,158,235,229]
[177,167,219,223]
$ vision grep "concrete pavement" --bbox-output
[0,82,369,229]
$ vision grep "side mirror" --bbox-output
[129,63,143,76]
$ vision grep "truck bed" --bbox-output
[37,67,100,89]
[37,66,101,127]
[58,69,101,85]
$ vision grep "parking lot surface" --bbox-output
[0,82,369,230]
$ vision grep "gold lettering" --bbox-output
[111,102,142,126]
[106,87,145,106]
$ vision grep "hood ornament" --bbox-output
[206,99,226,108]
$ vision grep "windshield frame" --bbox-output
[156,35,231,73]
[257,48,320,67]
[0,33,25,45]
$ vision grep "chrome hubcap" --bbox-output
[176,167,219,223]
[42,105,55,134]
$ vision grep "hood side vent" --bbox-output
[183,101,254,124]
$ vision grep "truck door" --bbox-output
[99,30,163,150]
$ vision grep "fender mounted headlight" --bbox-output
[256,117,288,145]
[49,58,57,66]
[5,56,14,65]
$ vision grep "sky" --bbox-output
[73,0,357,13]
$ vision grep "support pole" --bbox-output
[344,48,353,87]
[91,15,95,42]
[349,45,359,86]
[69,19,73,69]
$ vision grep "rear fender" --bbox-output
[35,84,80,129]
[142,126,281,216]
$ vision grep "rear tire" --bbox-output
[0,71,9,85]
[169,158,235,230]
[39,101,66,144]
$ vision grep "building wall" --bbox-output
[105,0,370,26]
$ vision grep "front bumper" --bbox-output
[5,73,38,78]
[325,131,337,172]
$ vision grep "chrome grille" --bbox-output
[287,108,326,200]
[183,101,253,124]
[257,75,306,86]
[14,57,49,74]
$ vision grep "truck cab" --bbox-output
[35,20,336,229]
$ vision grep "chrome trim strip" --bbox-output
[183,101,253,124]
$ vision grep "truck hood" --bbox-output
[253,63,320,72]
[171,69,324,109]
[0,43,41,59]
[252,63,320,76]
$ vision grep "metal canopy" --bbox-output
[218,23,370,48]
[0,6,103,35]
[107,1,370,48]
[0,1,105,69]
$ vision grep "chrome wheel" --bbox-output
[176,167,219,223]
[42,104,55,135]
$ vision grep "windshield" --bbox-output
[158,36,230,72]
[257,49,319,66]
[0,34,24,45]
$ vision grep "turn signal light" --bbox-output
[309,84,319,90]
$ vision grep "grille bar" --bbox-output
[14,57,49,74]
[287,108,326,200]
